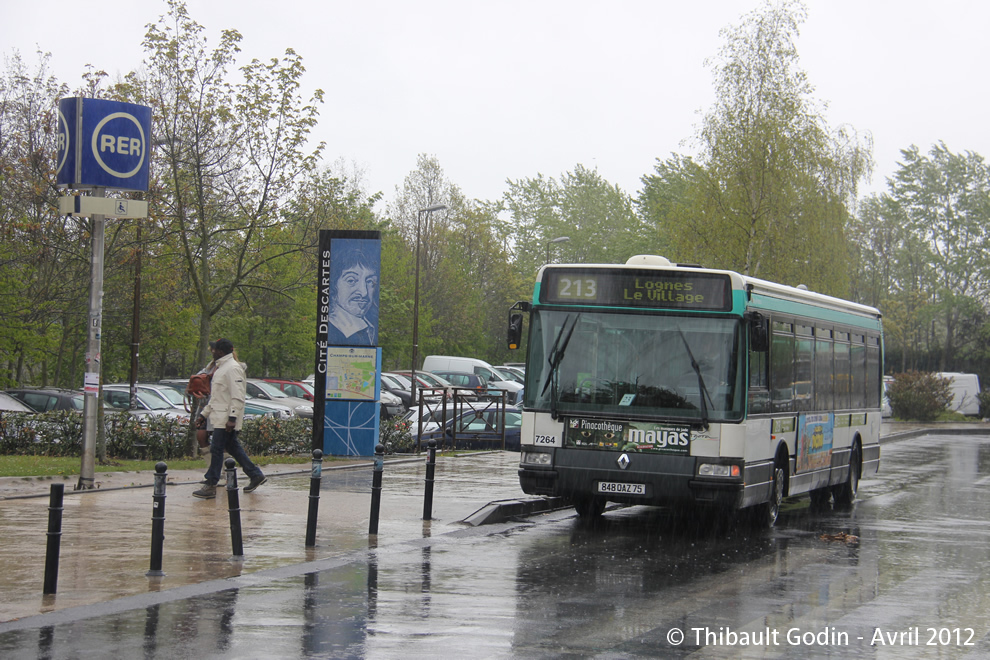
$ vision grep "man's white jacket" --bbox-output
[201,353,247,431]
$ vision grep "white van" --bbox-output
[936,372,981,416]
[422,355,523,403]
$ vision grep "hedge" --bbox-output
[0,410,313,461]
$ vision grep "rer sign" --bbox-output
[57,97,152,192]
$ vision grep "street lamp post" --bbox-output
[411,204,448,408]
[546,236,570,264]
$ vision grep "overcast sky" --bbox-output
[4,0,988,207]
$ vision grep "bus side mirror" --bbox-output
[508,313,523,349]
[507,301,530,350]
[748,313,769,352]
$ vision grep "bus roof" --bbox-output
[537,256,881,324]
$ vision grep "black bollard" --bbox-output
[305,449,323,547]
[147,461,168,577]
[43,483,64,595]
[423,439,437,521]
[369,443,384,535]
[225,458,244,558]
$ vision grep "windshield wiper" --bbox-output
[541,314,580,420]
[676,327,713,430]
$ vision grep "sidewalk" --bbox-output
[0,451,526,624]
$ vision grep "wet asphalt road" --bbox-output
[3,433,990,658]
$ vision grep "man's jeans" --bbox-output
[204,428,263,484]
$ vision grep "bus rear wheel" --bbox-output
[833,444,861,508]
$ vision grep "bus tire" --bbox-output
[573,497,605,519]
[753,461,784,528]
[833,443,861,508]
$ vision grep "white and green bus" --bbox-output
[507,255,882,525]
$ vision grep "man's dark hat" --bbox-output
[214,338,234,354]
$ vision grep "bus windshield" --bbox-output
[526,310,746,423]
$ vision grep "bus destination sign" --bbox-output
[542,268,732,311]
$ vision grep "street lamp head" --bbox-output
[550,236,570,245]
[419,204,448,214]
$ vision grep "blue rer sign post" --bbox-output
[57,97,152,191]
[56,97,151,491]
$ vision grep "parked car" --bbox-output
[497,365,526,382]
[382,372,442,409]
[379,389,404,418]
[158,380,296,419]
[881,376,893,418]
[390,370,463,401]
[101,385,190,422]
[246,379,313,418]
[421,355,524,403]
[119,383,277,420]
[400,403,522,451]
[6,388,84,412]
[427,371,501,398]
[0,391,36,413]
[264,379,316,401]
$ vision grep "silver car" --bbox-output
[247,379,313,418]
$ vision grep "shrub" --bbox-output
[977,389,990,419]
[380,417,414,453]
[239,416,312,455]
[0,410,313,461]
[886,371,953,421]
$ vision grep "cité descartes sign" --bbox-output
[57,97,152,192]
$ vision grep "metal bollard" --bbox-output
[225,458,244,558]
[369,443,384,535]
[305,449,323,547]
[147,461,167,577]
[423,439,437,521]
[43,483,65,595]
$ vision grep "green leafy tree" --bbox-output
[504,164,649,277]
[0,50,89,387]
[644,0,871,295]
[131,0,324,366]
[887,143,990,370]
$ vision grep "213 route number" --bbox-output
[556,276,598,300]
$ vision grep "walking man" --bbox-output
[192,338,266,498]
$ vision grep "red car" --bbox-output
[264,379,315,401]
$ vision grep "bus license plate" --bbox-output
[597,481,645,495]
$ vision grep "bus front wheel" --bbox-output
[573,497,605,519]
[753,462,784,528]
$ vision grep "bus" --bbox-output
[506,255,882,526]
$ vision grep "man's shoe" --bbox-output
[244,475,267,493]
[192,484,217,499]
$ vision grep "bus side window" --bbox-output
[771,329,795,413]
[749,349,769,414]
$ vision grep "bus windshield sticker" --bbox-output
[565,418,691,454]
[796,413,833,472]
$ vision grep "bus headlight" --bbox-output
[522,451,552,466]
[698,463,741,478]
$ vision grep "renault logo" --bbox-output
[617,453,630,470]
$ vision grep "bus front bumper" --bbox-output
[518,462,746,510]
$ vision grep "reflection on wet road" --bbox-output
[3,434,990,658]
